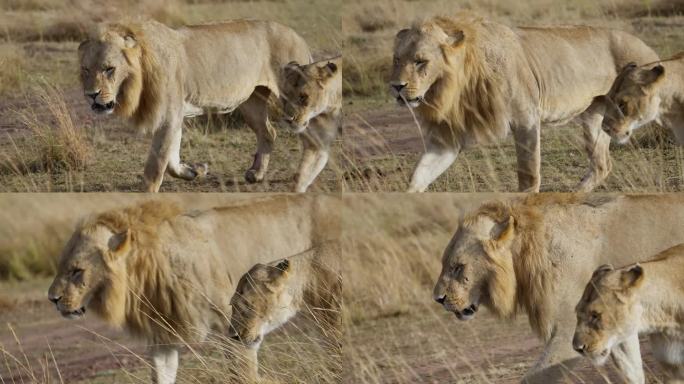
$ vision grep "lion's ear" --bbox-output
[107,229,131,260]
[78,39,91,52]
[446,30,465,48]
[483,216,515,255]
[123,35,137,49]
[395,28,411,42]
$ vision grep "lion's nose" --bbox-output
[48,295,61,305]
[434,294,446,304]
[86,90,100,101]
[391,83,407,92]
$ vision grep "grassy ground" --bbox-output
[0,0,342,192]
[341,0,684,192]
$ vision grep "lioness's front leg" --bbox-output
[295,116,336,192]
[150,344,179,384]
[407,136,459,192]
[511,123,541,192]
[576,100,612,192]
[239,87,275,184]
[610,334,645,384]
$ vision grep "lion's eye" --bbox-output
[104,67,115,77]
[451,264,464,276]
[81,67,89,75]
[415,59,428,68]
[393,57,400,66]
[70,268,84,280]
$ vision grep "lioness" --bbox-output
[432,194,684,382]
[228,243,341,376]
[389,14,658,192]
[574,244,684,384]
[78,20,311,192]
[281,57,342,192]
[592,52,684,144]
[47,196,327,384]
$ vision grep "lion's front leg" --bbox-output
[576,103,612,192]
[523,323,582,383]
[407,135,459,192]
[150,344,179,384]
[512,123,541,192]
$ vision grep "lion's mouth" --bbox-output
[454,303,479,321]
[60,306,86,319]
[396,96,422,108]
[91,101,115,114]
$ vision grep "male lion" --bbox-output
[591,52,684,144]
[574,244,684,384]
[228,243,341,377]
[389,14,658,192]
[432,194,684,382]
[281,57,342,192]
[78,20,311,192]
[47,196,330,384]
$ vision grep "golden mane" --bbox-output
[416,14,508,146]
[465,194,616,339]
[79,201,196,342]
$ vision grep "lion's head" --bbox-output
[433,213,517,321]
[48,224,130,321]
[389,23,464,108]
[281,59,340,133]
[595,63,666,144]
[573,264,644,365]
[228,259,296,349]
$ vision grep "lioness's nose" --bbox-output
[48,295,61,304]
[391,83,407,92]
[434,294,446,304]
[86,90,100,100]
[572,336,586,354]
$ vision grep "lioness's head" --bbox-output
[596,63,665,144]
[433,214,516,321]
[228,260,295,349]
[48,225,130,320]
[281,60,340,133]
[78,25,143,117]
[389,22,465,107]
[573,264,644,365]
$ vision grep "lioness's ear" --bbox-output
[638,65,665,88]
[592,264,614,279]
[275,259,290,272]
[619,264,644,290]
[107,229,131,260]
[318,61,338,79]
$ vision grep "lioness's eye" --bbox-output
[393,57,399,66]
[299,94,308,104]
[589,311,601,324]
[618,101,628,114]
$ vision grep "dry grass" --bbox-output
[1,84,91,178]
